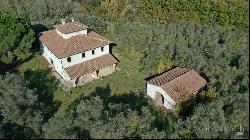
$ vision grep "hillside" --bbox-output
[0,0,249,139]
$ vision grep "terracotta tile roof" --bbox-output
[147,67,207,103]
[147,67,191,86]
[65,54,118,79]
[56,22,89,33]
[39,30,111,58]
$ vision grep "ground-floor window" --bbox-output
[50,58,53,64]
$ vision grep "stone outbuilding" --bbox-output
[146,67,207,109]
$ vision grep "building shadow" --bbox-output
[32,24,48,53]
[109,43,117,54]
[32,24,48,35]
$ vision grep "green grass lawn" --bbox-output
[16,49,148,114]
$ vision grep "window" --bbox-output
[50,58,53,64]
[161,94,164,105]
[67,57,71,62]
[82,53,85,58]
[92,49,95,55]
[101,47,104,52]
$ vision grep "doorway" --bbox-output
[155,92,164,106]
[96,70,99,77]
[75,76,80,86]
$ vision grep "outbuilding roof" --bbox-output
[147,67,207,102]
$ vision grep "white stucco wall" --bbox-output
[40,42,110,81]
[147,83,176,109]
[56,29,88,39]
[62,44,110,68]
[41,43,65,79]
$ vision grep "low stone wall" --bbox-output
[77,73,94,85]
[99,65,114,77]
[73,64,115,87]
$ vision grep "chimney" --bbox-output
[61,19,65,24]
[71,17,74,22]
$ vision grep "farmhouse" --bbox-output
[38,19,118,87]
[146,67,207,110]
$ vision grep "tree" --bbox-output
[171,93,249,139]
[0,73,43,138]
[157,59,173,74]
[43,95,166,139]
[0,12,35,66]
[42,113,84,139]
[171,100,229,139]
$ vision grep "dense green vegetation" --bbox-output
[0,12,35,72]
[0,73,42,138]
[0,0,249,139]
[43,95,166,139]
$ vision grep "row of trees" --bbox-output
[0,0,248,30]
[0,0,76,22]
[136,0,249,30]
[109,20,248,94]
[107,19,249,138]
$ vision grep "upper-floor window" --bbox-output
[67,57,71,62]
[92,49,95,55]
[101,47,104,52]
[82,53,85,58]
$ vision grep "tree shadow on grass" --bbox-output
[1,122,39,139]
[66,83,171,132]
[23,69,62,122]
[1,54,36,74]
[66,83,148,113]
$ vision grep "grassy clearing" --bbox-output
[17,56,46,72]
[16,48,148,114]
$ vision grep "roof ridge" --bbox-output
[161,69,193,87]
[83,35,110,42]
[61,33,110,57]
[39,29,112,58]
[149,67,191,85]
